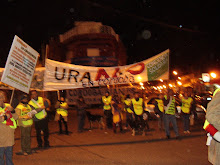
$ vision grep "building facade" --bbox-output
[47,21,127,67]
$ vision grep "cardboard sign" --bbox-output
[1,35,39,93]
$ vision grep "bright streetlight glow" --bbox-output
[169,84,173,87]
[210,72,217,78]
[159,79,163,82]
[173,71,178,75]
[139,82,143,86]
[177,81,182,86]
[138,76,142,81]
[178,77,181,80]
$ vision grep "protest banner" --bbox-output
[66,86,138,105]
[44,49,169,90]
[1,35,39,93]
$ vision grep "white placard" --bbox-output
[1,35,39,93]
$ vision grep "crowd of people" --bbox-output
[0,86,219,165]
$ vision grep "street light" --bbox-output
[173,71,178,75]
[210,72,217,79]
[177,81,182,86]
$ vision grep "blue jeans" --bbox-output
[182,114,190,131]
[0,146,14,165]
[164,114,179,137]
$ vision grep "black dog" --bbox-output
[86,111,105,130]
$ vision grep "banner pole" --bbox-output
[10,88,15,105]
[57,90,60,100]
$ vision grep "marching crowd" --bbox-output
[0,86,219,165]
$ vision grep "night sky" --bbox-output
[1,0,219,76]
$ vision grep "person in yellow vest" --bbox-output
[124,94,135,131]
[102,91,113,129]
[111,95,123,133]
[154,93,164,130]
[181,91,193,134]
[131,92,146,136]
[28,90,50,149]
[203,87,220,165]
[0,90,18,165]
[15,94,35,156]
[163,89,180,139]
[54,97,69,135]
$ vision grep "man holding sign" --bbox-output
[29,90,50,149]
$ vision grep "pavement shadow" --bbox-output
[35,133,206,150]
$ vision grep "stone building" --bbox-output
[47,21,127,67]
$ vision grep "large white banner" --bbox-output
[44,49,169,90]
[1,35,39,93]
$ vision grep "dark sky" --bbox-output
[0,0,219,76]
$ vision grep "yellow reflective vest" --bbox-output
[102,96,112,110]
[155,99,164,112]
[16,103,33,126]
[124,99,133,113]
[164,95,176,115]
[28,97,47,120]
[56,102,68,117]
[0,103,17,129]
[181,97,193,114]
[131,98,144,115]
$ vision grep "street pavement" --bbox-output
[13,109,211,165]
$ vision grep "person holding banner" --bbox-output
[111,95,123,133]
[28,90,50,149]
[76,96,87,133]
[0,90,18,165]
[15,94,35,156]
[102,91,113,129]
[124,94,135,131]
[54,97,69,135]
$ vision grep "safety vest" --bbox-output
[131,98,143,115]
[164,95,176,115]
[28,97,47,120]
[56,102,68,116]
[181,97,193,114]
[124,99,133,113]
[16,103,33,126]
[0,103,17,129]
[155,99,164,112]
[102,96,112,110]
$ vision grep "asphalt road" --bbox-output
[13,109,211,165]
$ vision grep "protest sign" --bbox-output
[1,35,39,93]
[44,49,169,90]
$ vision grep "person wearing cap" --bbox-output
[102,91,113,129]
[163,89,180,139]
[54,97,69,135]
[28,90,50,149]
[0,90,18,165]
[15,94,35,156]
